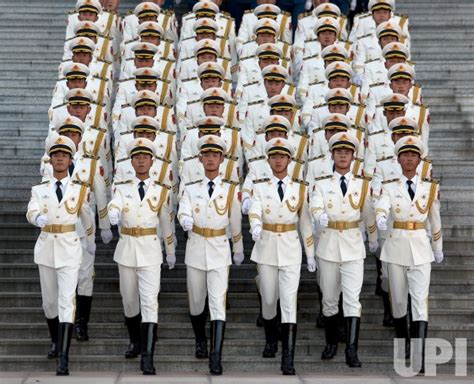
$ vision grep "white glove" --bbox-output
[252,224,262,241]
[86,242,96,255]
[377,216,388,231]
[233,252,244,266]
[319,213,329,228]
[241,198,251,215]
[108,209,121,226]
[35,215,48,228]
[352,73,365,87]
[100,228,113,244]
[369,240,379,253]
[182,216,194,231]
[307,257,316,273]
[433,250,444,264]
[166,253,176,269]
[305,0,313,11]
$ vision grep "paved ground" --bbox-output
[0,372,473,384]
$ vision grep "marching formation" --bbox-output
[26,0,444,377]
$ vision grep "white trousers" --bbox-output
[38,264,80,323]
[187,266,229,321]
[77,248,95,296]
[386,262,431,321]
[257,263,301,324]
[318,257,364,318]
[118,263,161,323]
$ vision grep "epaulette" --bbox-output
[309,80,325,86]
[313,174,332,181]
[114,180,133,185]
[154,180,171,189]
[382,178,399,184]
[185,179,202,186]
[298,11,312,20]
[248,100,265,106]
[423,178,439,184]
[181,36,194,42]
[243,80,259,87]
[292,178,309,186]
[308,154,326,162]
[126,57,134,62]
[183,154,199,161]
[422,157,432,163]
[354,174,372,181]
[222,179,239,185]
[123,37,139,45]
[244,9,253,14]
[224,125,241,132]
[311,127,323,134]
[120,131,133,136]
[37,180,51,186]
[186,125,197,131]
[369,82,385,88]
[281,10,291,16]
[118,77,133,83]
[243,39,255,45]
[162,9,175,16]
[395,13,409,19]
[248,155,266,163]
[224,154,238,162]
[64,36,75,43]
[255,129,265,135]
[160,129,176,136]
[219,56,231,62]
[126,10,134,15]
[155,155,171,164]
[92,74,109,82]
[220,11,234,20]
[183,11,193,17]
[292,131,309,138]
[68,9,78,15]
[304,38,318,43]
[187,99,200,105]
[52,102,67,109]
[161,57,176,63]
[121,103,131,108]
[358,12,371,19]
[352,102,366,108]
[96,58,112,65]
[239,55,255,61]
[359,33,372,39]
[116,156,130,163]
[291,157,305,165]
[61,59,72,64]
[407,60,416,66]
[368,129,385,136]
[313,102,327,109]
[181,56,194,62]
[365,58,382,64]
[303,53,320,61]
[253,178,270,184]
[182,77,198,82]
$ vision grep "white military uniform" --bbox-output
[178,177,243,320]
[376,176,442,320]
[27,178,95,323]
[109,178,174,323]
[249,177,314,323]
[310,173,377,317]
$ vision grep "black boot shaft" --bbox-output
[140,322,157,375]
[46,316,59,359]
[280,323,297,375]
[345,317,362,368]
[209,320,225,375]
[124,313,142,359]
[56,322,73,376]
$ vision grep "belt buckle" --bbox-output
[51,224,61,233]
[275,224,283,233]
[407,222,415,230]
[203,228,212,237]
[336,221,346,231]
[131,227,140,237]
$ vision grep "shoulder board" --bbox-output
[185,179,202,186]
[116,156,130,163]
[352,102,366,108]
[414,83,422,88]
[181,36,194,42]
[187,99,200,105]
[182,77,198,82]
[37,180,51,186]
[308,154,326,162]
[365,58,382,64]
[281,10,291,16]
[304,38,318,43]
[291,157,305,165]
[359,12,371,19]
[253,178,271,184]
[423,178,439,184]
[422,157,432,164]
[115,180,133,185]
[369,82,386,88]
[313,174,332,181]
[52,102,66,109]
[219,56,231,62]
[248,155,266,163]
[181,56,194,62]
[407,60,415,66]
[222,179,239,186]
[239,55,255,61]
[126,10,134,15]
[68,9,78,15]
[183,154,199,161]
[61,59,72,64]
[220,11,233,19]
[155,155,171,164]
[162,9,175,16]
[224,125,241,132]
[359,33,372,39]
[96,58,112,65]
[161,129,176,136]
[309,80,325,86]
[118,77,133,83]
[303,54,320,61]
[57,77,66,82]
[382,178,399,184]
[339,39,352,45]
[183,11,193,17]
[354,174,372,181]
[92,74,109,82]
[248,100,265,106]
[298,11,312,20]
[64,36,74,43]
[395,13,409,18]
[243,39,255,45]
[120,131,133,136]
[121,103,131,108]
[368,129,385,136]
[291,178,309,186]
[244,9,253,14]
[224,154,238,161]
[313,102,327,109]
[255,129,265,135]
[292,131,309,138]
[243,80,260,87]
[154,180,171,189]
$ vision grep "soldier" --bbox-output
[310,132,378,368]
[26,135,95,375]
[248,137,314,375]
[376,135,443,372]
[65,0,102,40]
[108,137,175,375]
[178,135,244,375]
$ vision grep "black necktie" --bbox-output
[407,180,415,200]
[55,180,63,202]
[208,181,214,198]
[340,175,347,197]
[278,180,284,201]
[138,181,145,201]
[68,162,75,176]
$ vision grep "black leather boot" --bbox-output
[56,322,73,376]
[256,290,264,327]
[337,295,346,342]
[316,285,325,328]
[321,314,338,360]
[140,322,157,375]
[382,291,394,327]
[375,257,383,296]
[74,295,92,341]
[209,320,225,375]
[280,323,297,375]
[345,317,362,368]
[190,312,208,358]
[412,320,428,374]
[262,316,278,358]
[393,315,410,359]
[46,316,59,359]
[124,313,141,358]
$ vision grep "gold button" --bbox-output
[54,235,57,238]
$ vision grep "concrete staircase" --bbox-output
[0,0,472,375]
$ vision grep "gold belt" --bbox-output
[42,224,76,233]
[327,221,360,230]
[262,223,297,233]
[393,221,426,230]
[192,225,226,238]
[121,227,157,237]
